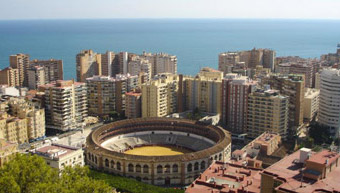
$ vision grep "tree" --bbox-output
[0,154,113,193]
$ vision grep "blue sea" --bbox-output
[0,19,339,80]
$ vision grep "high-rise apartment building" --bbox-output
[222,74,257,133]
[141,52,177,77]
[264,74,305,133]
[183,67,223,114]
[303,88,319,121]
[247,89,289,139]
[86,75,137,116]
[219,48,276,73]
[142,74,179,118]
[76,50,102,82]
[9,53,30,86]
[218,52,240,74]
[100,51,115,77]
[128,56,152,82]
[0,67,19,87]
[125,91,142,119]
[318,68,340,138]
[30,59,64,82]
[39,80,87,131]
[27,66,45,90]
[277,62,314,88]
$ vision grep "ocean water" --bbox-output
[0,19,339,80]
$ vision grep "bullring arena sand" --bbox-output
[124,145,193,156]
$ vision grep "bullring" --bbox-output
[86,118,231,185]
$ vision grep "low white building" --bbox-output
[0,85,20,96]
[32,143,84,170]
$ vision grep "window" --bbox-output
[187,163,192,172]
[111,160,115,168]
[105,159,109,167]
[201,161,206,170]
[117,162,121,170]
[173,164,178,173]
[143,165,149,173]
[194,162,199,171]
[165,165,170,173]
[128,164,134,172]
[157,165,163,174]
[136,164,141,173]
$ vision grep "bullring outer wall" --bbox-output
[85,118,231,185]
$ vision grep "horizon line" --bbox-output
[1,17,340,21]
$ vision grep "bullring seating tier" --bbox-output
[101,131,215,152]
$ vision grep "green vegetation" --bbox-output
[0,154,112,193]
[299,122,337,151]
[186,107,203,120]
[89,170,184,193]
[308,122,333,145]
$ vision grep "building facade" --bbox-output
[222,73,257,134]
[9,53,30,87]
[264,74,305,134]
[33,144,84,171]
[30,59,63,82]
[247,89,289,139]
[76,50,102,82]
[27,66,46,90]
[0,139,17,167]
[39,80,87,131]
[318,68,340,138]
[142,74,179,118]
[125,92,142,119]
[183,67,223,114]
[0,67,20,87]
[303,88,320,121]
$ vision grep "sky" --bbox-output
[1,0,340,20]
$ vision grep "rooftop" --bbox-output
[186,161,262,193]
[262,149,340,193]
[34,144,80,160]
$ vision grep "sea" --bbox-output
[0,19,340,80]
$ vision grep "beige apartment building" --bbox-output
[76,50,102,82]
[86,75,137,116]
[125,91,142,119]
[128,55,152,82]
[0,113,28,144]
[0,67,20,87]
[33,144,84,171]
[0,139,17,167]
[303,88,319,121]
[247,89,289,139]
[183,67,223,114]
[10,53,30,87]
[218,48,276,73]
[39,80,87,131]
[142,74,179,118]
[30,59,64,82]
[28,66,45,90]
[264,74,305,134]
[0,97,45,141]
[141,52,177,77]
